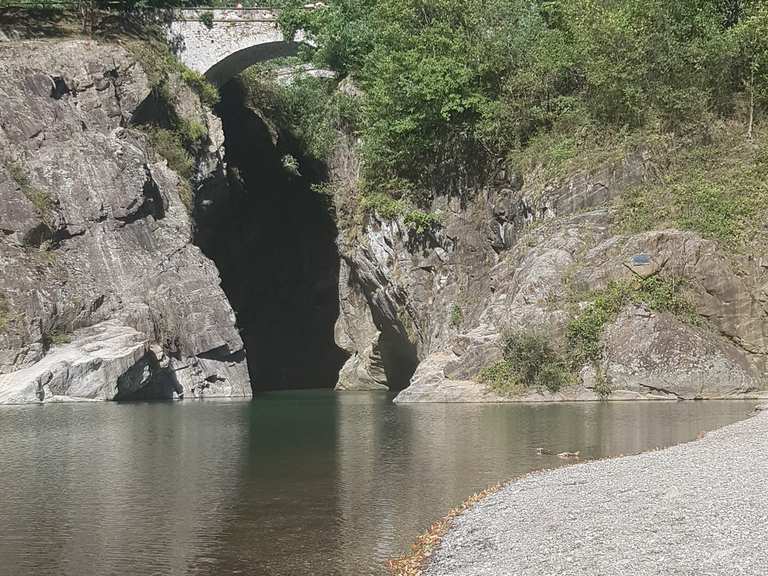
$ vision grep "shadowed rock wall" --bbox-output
[195,78,348,391]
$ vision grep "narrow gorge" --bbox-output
[195,78,348,391]
[1,12,767,404]
[2,5,768,576]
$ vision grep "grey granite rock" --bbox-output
[0,40,250,402]
[332,139,767,400]
[597,305,761,399]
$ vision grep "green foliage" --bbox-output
[275,0,768,201]
[177,180,193,212]
[359,192,441,234]
[478,360,523,397]
[593,367,612,399]
[567,281,633,369]
[126,37,179,91]
[477,276,703,397]
[616,125,768,250]
[480,331,571,396]
[566,276,700,370]
[129,39,218,213]
[732,3,768,113]
[199,11,214,30]
[140,110,206,213]
[403,209,440,234]
[176,118,207,146]
[502,332,571,393]
[360,192,404,219]
[281,153,301,176]
[180,68,219,107]
[128,37,219,107]
[449,304,463,328]
[241,68,360,161]
[145,128,194,181]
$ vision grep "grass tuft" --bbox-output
[5,161,54,224]
[449,304,463,328]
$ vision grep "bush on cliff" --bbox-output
[275,0,768,201]
[479,332,570,396]
[240,66,360,163]
[481,276,699,396]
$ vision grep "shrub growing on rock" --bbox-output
[566,275,700,370]
[199,11,214,30]
[479,332,570,396]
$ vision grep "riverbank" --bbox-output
[414,405,768,576]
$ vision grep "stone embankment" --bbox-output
[424,406,768,576]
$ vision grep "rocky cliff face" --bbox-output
[1,36,765,405]
[333,148,768,401]
[0,39,250,403]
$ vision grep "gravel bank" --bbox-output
[425,409,768,576]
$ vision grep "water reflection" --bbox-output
[0,402,246,576]
[0,394,755,576]
[333,396,757,574]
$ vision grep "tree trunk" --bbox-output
[748,67,755,140]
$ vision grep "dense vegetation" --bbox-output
[479,332,571,396]
[10,1,768,219]
[240,66,359,162]
[267,0,768,203]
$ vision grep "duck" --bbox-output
[557,451,581,460]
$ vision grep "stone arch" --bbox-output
[168,9,311,87]
[204,40,303,86]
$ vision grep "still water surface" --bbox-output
[0,392,756,576]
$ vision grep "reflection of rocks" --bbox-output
[334,396,751,573]
[0,40,249,402]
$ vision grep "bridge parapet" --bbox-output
[168,7,307,85]
[173,8,280,23]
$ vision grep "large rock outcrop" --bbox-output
[591,305,761,399]
[332,146,768,401]
[0,39,250,403]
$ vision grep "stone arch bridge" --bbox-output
[168,7,309,86]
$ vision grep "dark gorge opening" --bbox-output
[195,78,348,392]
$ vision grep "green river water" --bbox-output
[0,392,755,576]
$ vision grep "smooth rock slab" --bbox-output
[0,321,149,404]
[425,411,768,576]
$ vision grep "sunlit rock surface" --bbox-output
[331,144,767,400]
[0,40,250,402]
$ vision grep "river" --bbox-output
[0,392,755,576]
